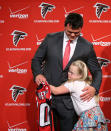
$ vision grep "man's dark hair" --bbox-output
[64,13,83,29]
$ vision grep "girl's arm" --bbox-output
[50,85,70,95]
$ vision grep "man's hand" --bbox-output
[35,74,46,85]
[80,86,96,102]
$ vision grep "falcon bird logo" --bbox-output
[11,30,27,47]
[97,57,110,68]
[10,85,26,102]
[39,2,55,19]
[94,3,110,19]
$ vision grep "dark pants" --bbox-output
[52,96,78,131]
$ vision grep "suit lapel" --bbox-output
[56,32,64,69]
[56,34,82,70]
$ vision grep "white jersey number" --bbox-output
[39,103,50,127]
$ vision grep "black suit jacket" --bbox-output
[31,31,102,94]
[31,31,102,110]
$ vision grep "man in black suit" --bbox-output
[31,13,102,131]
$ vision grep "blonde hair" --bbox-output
[70,60,92,84]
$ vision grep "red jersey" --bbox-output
[36,82,54,131]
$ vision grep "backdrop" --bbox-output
[0,0,111,130]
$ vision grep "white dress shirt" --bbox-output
[63,32,78,60]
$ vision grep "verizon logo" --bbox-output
[9,6,29,19]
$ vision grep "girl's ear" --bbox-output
[78,74,82,79]
[75,75,82,81]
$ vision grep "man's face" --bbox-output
[65,24,81,41]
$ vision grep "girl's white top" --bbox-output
[64,80,97,116]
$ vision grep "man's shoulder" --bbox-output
[47,31,63,37]
[78,36,92,45]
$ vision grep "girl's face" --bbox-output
[68,65,82,80]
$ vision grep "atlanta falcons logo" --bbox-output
[11,30,27,47]
[97,57,110,68]
[94,3,110,19]
[10,85,26,102]
[39,2,55,19]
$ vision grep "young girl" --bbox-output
[50,60,108,131]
